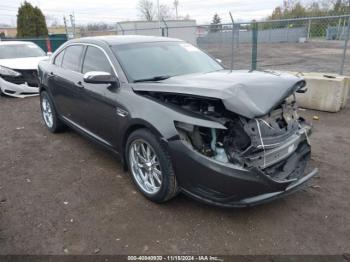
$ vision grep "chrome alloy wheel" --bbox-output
[42,97,53,128]
[129,139,163,194]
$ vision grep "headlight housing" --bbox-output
[0,66,21,77]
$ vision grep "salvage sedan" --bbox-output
[0,41,48,98]
[38,36,318,207]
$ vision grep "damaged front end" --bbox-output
[0,68,40,98]
[139,90,317,207]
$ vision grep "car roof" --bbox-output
[69,35,183,46]
[0,41,38,46]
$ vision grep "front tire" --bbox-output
[126,129,178,203]
[40,91,64,133]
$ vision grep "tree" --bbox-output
[17,1,48,37]
[137,0,155,21]
[268,0,349,20]
[45,14,61,27]
[183,14,190,20]
[330,0,350,15]
[159,4,173,20]
[270,6,283,20]
[210,13,222,32]
[86,22,109,31]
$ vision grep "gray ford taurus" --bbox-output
[38,35,318,207]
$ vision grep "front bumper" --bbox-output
[182,168,318,207]
[0,77,39,98]
[168,137,317,208]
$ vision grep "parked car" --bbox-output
[0,41,48,98]
[38,36,318,207]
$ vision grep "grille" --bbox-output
[2,69,39,87]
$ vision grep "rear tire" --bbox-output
[40,91,64,133]
[126,129,178,203]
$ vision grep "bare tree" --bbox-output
[183,14,190,20]
[46,14,61,27]
[86,22,109,31]
[137,0,155,21]
[159,4,173,20]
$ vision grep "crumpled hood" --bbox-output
[0,56,49,70]
[132,70,305,119]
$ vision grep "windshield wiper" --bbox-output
[133,75,171,83]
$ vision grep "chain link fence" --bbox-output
[1,15,348,74]
[253,15,350,75]
[115,15,350,76]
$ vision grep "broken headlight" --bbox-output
[0,66,21,77]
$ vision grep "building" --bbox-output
[116,20,197,45]
[0,27,17,38]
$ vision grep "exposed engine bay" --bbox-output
[140,91,312,182]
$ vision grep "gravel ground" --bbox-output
[199,40,350,75]
[0,95,349,255]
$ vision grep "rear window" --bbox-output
[62,45,84,72]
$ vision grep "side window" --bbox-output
[54,50,65,66]
[62,45,84,72]
[82,46,113,74]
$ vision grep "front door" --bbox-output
[51,45,86,127]
[79,46,120,147]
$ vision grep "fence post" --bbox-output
[307,18,311,40]
[229,12,234,71]
[236,23,240,48]
[340,15,350,75]
[162,19,169,37]
[117,23,125,35]
[251,20,258,71]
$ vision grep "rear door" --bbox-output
[79,45,118,146]
[50,45,86,126]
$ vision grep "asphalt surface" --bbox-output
[0,95,349,255]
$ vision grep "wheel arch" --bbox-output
[121,120,166,171]
[39,84,47,93]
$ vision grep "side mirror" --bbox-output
[83,71,118,86]
[296,86,308,93]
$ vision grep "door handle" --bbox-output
[48,72,55,78]
[75,81,84,89]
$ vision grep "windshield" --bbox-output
[0,43,46,59]
[111,41,223,82]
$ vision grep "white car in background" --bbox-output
[0,41,49,98]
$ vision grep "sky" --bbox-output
[0,0,308,26]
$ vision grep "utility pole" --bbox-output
[69,13,76,38]
[157,0,161,35]
[174,0,179,20]
[63,16,69,38]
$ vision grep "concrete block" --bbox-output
[287,72,349,112]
